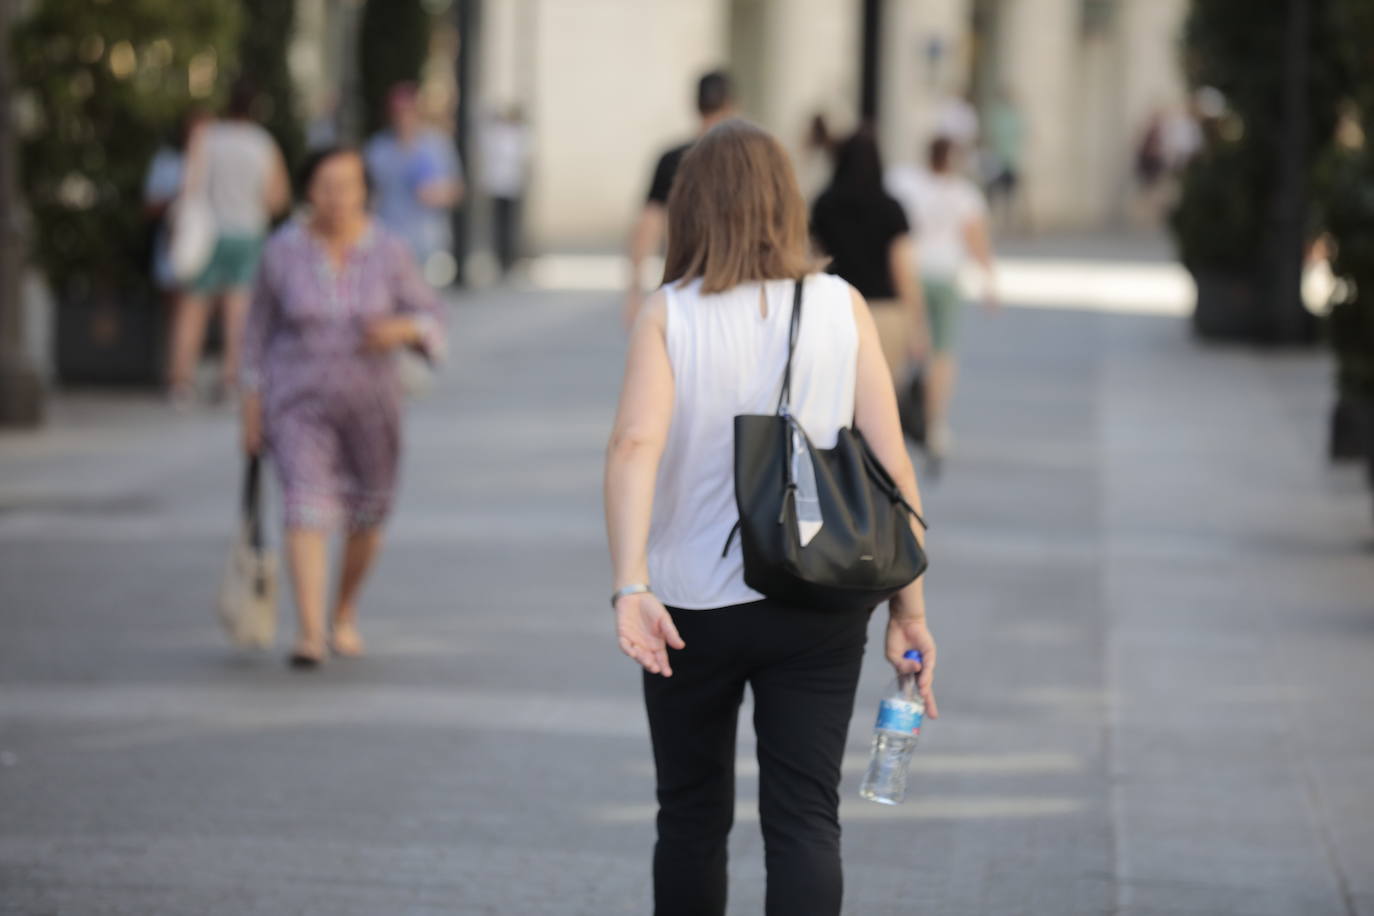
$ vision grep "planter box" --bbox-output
[1330,394,1365,462]
[1356,396,1374,491]
[1191,268,1258,341]
[55,291,166,387]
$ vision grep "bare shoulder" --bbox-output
[841,279,871,321]
[636,287,670,334]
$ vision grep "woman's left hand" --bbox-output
[362,316,419,353]
[615,591,685,677]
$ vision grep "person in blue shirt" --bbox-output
[363,83,464,283]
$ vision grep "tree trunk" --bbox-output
[0,0,45,426]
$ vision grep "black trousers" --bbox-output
[642,599,870,916]
[492,195,520,274]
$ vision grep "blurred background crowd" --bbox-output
[0,0,1372,512]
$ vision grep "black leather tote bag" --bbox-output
[728,279,928,612]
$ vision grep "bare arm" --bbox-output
[888,233,929,360]
[604,291,684,675]
[417,177,464,209]
[264,146,291,218]
[624,203,667,328]
[850,286,938,716]
[239,250,279,455]
[606,291,673,588]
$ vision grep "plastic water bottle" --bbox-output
[859,650,925,805]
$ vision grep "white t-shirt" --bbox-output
[647,274,858,610]
[885,165,987,280]
[479,120,529,198]
[934,97,980,148]
[201,121,278,236]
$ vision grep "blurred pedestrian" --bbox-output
[479,105,530,278]
[934,89,979,155]
[143,107,208,307]
[167,80,290,406]
[798,110,838,197]
[623,70,736,327]
[364,83,465,286]
[239,147,446,668]
[306,88,342,151]
[1134,108,1169,218]
[604,118,937,916]
[810,128,928,380]
[886,137,997,464]
[982,87,1027,232]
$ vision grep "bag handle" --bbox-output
[775,277,804,415]
[856,435,929,530]
[242,455,265,549]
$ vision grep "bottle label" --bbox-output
[875,698,923,735]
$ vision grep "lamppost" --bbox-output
[1265,0,1313,344]
[0,0,44,426]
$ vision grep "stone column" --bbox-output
[524,0,729,248]
[880,0,972,169]
[752,0,860,158]
[992,0,1079,231]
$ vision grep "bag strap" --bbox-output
[775,278,804,415]
[242,455,264,549]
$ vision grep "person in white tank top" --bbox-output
[603,119,939,916]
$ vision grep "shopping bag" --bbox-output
[216,456,277,649]
[898,367,927,446]
[168,128,217,283]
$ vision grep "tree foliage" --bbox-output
[357,0,431,137]
[12,0,241,299]
[1171,0,1347,274]
[1324,0,1374,397]
[238,0,303,172]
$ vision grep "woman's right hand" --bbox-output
[615,591,685,677]
[241,394,263,455]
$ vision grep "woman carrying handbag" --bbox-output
[217,455,278,648]
[603,119,937,916]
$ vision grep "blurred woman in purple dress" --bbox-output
[240,147,445,668]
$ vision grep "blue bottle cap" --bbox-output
[903,650,922,662]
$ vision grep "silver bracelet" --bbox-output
[610,583,652,607]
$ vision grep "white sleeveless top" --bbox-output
[647,273,859,609]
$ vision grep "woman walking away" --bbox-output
[240,147,445,668]
[604,119,938,916]
[886,136,997,465]
[811,127,928,383]
[169,80,291,406]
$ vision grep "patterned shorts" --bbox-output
[268,392,401,531]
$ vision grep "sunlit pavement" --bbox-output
[2,235,1372,915]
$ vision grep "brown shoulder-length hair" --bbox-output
[662,118,817,294]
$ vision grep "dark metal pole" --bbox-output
[1266,0,1312,343]
[451,0,480,287]
[860,0,882,123]
[0,0,44,426]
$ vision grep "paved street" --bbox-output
[2,244,1373,915]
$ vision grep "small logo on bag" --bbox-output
[859,555,874,562]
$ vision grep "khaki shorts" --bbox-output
[868,298,916,380]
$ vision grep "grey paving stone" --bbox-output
[1,270,1371,915]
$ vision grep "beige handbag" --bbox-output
[168,124,217,283]
[217,456,278,649]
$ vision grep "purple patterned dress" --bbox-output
[240,220,444,530]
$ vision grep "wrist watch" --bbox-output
[610,583,652,607]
